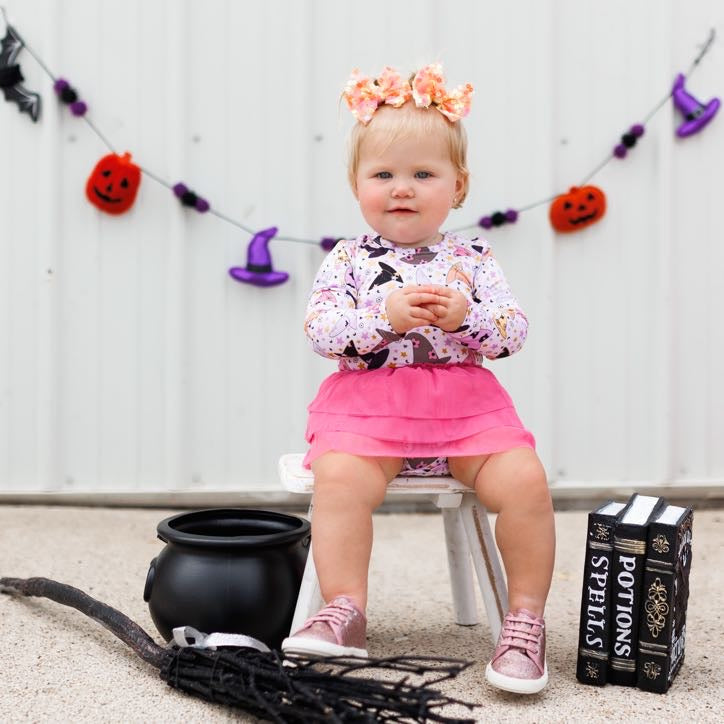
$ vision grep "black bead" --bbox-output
[491,211,506,226]
[60,86,78,104]
[181,191,198,206]
[621,133,637,148]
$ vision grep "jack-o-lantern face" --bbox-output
[86,152,141,215]
[549,185,606,233]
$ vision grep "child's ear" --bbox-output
[455,174,465,196]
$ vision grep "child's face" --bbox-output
[355,132,463,248]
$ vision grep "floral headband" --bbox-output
[343,63,474,125]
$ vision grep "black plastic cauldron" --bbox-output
[144,508,310,649]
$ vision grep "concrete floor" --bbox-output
[1,504,722,723]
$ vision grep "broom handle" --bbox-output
[1,576,167,669]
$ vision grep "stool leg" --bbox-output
[441,508,479,626]
[289,504,324,636]
[459,497,509,643]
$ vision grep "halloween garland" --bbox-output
[1,6,720,287]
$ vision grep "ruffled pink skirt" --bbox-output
[303,363,535,470]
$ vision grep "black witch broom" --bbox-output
[1,576,477,723]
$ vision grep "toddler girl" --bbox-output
[281,64,555,695]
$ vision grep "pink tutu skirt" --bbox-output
[303,363,535,470]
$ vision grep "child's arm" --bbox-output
[446,244,529,359]
[304,241,396,359]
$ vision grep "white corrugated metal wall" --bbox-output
[1,0,722,494]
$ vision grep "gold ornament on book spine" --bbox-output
[645,577,669,637]
[593,522,610,541]
[642,661,662,680]
[585,662,599,679]
[652,534,670,554]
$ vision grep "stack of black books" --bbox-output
[576,493,693,693]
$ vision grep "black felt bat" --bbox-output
[0,24,41,122]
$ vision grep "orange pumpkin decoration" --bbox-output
[86,152,141,215]
[549,185,606,233]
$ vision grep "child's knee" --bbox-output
[477,448,550,512]
[512,453,549,497]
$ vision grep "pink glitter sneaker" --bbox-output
[485,609,548,694]
[281,596,368,657]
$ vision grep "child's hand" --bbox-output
[421,287,469,332]
[386,286,441,334]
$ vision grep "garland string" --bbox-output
[1,6,717,242]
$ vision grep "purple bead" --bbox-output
[53,78,69,93]
[70,100,87,116]
[173,183,188,198]
[320,237,337,251]
[614,144,627,159]
[195,197,210,213]
[479,216,493,229]
[630,123,645,137]
[505,209,518,223]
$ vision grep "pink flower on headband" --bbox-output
[413,63,473,121]
[343,63,473,125]
[411,63,447,107]
[377,66,412,108]
[437,82,474,122]
[343,69,384,125]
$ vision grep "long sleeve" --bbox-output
[304,240,396,360]
[447,244,528,360]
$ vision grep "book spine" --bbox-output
[576,513,617,685]
[637,511,693,693]
[608,523,649,686]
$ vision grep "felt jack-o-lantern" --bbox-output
[86,152,141,215]
[549,185,606,233]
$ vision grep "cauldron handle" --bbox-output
[143,557,157,602]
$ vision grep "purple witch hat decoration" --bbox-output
[229,227,289,287]
[672,73,720,138]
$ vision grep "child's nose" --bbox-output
[391,183,414,198]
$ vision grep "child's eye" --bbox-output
[375,171,392,179]
[415,171,432,179]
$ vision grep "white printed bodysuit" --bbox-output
[304,231,528,370]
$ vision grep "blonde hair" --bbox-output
[347,101,470,208]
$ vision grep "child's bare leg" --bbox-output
[310,452,403,612]
[448,448,555,616]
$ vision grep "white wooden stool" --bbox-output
[279,453,508,643]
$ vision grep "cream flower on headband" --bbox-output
[343,63,473,124]
[411,62,447,107]
[376,66,412,108]
[437,82,474,122]
[343,69,383,125]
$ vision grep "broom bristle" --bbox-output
[160,646,477,723]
